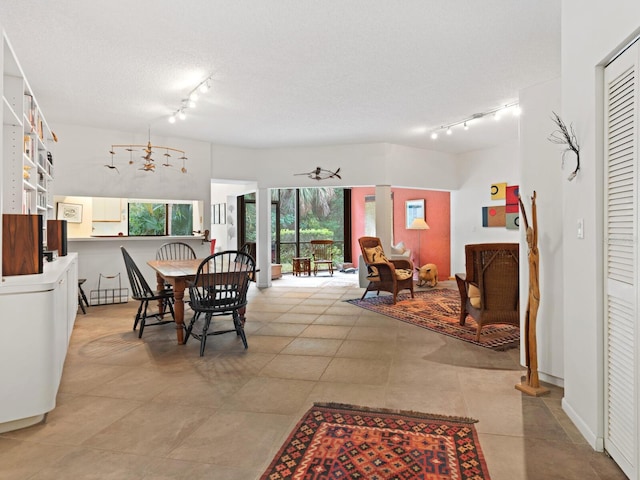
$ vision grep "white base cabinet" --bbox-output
[0,253,78,433]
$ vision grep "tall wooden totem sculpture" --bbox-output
[516,191,550,396]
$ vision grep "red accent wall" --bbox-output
[351,187,451,279]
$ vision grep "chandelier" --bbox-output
[106,129,188,173]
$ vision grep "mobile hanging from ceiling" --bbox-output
[106,128,188,173]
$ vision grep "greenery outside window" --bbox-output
[128,202,193,236]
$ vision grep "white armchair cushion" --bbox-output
[390,241,406,255]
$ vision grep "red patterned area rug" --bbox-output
[346,288,519,350]
[261,403,491,480]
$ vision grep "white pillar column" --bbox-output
[375,185,393,252]
[256,187,272,288]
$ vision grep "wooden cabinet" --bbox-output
[1,31,55,275]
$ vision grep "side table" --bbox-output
[293,257,311,276]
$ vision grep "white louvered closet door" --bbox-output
[604,40,639,479]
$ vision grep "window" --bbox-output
[128,202,193,236]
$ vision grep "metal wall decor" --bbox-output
[549,112,580,181]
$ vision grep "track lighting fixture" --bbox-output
[427,102,520,140]
[168,75,213,123]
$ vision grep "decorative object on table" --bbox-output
[347,287,518,350]
[57,202,83,223]
[310,239,334,276]
[294,166,341,180]
[260,403,491,480]
[549,111,580,181]
[405,198,425,228]
[516,191,549,397]
[358,236,414,304]
[491,182,507,200]
[481,205,506,227]
[455,243,519,342]
[505,184,520,230]
[416,262,438,287]
[107,127,188,173]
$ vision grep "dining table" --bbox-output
[147,257,256,345]
[147,258,201,344]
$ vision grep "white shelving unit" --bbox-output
[0,27,77,433]
[2,31,55,263]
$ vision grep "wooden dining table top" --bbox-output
[147,258,202,278]
[147,258,259,279]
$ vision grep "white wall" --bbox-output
[561,0,640,450]
[53,124,212,224]
[450,141,520,274]
[210,180,257,252]
[212,142,459,190]
[519,78,563,383]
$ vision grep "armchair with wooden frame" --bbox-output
[310,239,334,276]
[455,243,519,341]
[358,236,414,304]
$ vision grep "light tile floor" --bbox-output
[0,273,627,479]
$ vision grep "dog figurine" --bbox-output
[416,263,438,287]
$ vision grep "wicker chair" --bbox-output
[358,236,414,304]
[455,243,519,341]
[311,239,334,276]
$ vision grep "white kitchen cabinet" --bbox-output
[0,253,78,433]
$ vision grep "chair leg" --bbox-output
[476,324,483,342]
[139,300,149,338]
[133,301,144,331]
[79,286,89,309]
[233,311,248,348]
[184,312,201,345]
[199,314,212,356]
[78,293,86,314]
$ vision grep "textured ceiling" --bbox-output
[0,0,560,154]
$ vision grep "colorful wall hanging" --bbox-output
[505,185,520,230]
[482,205,506,227]
[490,182,507,200]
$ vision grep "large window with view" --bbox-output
[241,188,349,273]
[128,202,193,236]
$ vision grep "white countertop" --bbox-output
[0,253,78,294]
[68,235,205,242]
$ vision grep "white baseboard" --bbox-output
[562,397,604,451]
[539,371,564,388]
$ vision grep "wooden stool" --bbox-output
[78,278,89,314]
[292,257,311,276]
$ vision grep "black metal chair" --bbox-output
[121,246,175,338]
[184,251,256,356]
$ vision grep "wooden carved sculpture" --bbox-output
[515,191,549,396]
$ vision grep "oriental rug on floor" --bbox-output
[260,402,491,480]
[346,288,519,350]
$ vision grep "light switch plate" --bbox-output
[577,218,584,239]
